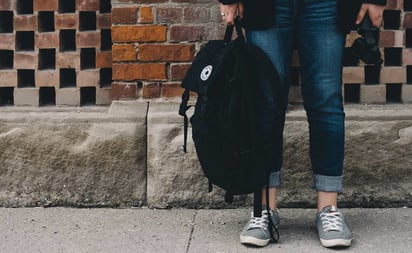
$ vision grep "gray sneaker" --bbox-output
[240,208,280,247]
[316,205,352,248]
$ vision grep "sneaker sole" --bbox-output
[240,235,270,247]
[320,238,352,248]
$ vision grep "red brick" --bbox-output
[14,15,36,31]
[112,44,136,62]
[380,30,395,47]
[55,14,78,29]
[380,67,406,83]
[112,25,166,42]
[97,13,111,29]
[170,26,204,42]
[0,34,17,50]
[96,87,112,105]
[156,7,182,23]
[35,70,59,87]
[403,49,412,65]
[34,0,58,11]
[113,63,166,81]
[111,82,138,100]
[0,0,11,10]
[76,32,100,48]
[112,6,138,24]
[162,82,184,97]
[56,53,80,69]
[170,63,191,80]
[140,6,153,23]
[138,44,195,62]
[183,7,210,23]
[96,51,112,68]
[142,83,160,98]
[77,70,100,86]
[404,13,412,29]
[343,67,364,83]
[0,70,17,87]
[36,32,59,48]
[14,52,37,69]
[76,0,99,11]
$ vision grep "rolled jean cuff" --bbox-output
[311,174,343,192]
[268,171,281,188]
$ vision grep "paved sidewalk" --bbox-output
[0,208,411,253]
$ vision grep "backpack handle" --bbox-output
[223,16,245,43]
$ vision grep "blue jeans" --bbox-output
[247,0,345,192]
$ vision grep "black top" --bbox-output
[218,0,387,33]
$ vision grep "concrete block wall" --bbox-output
[0,0,112,106]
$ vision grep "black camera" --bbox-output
[351,15,382,65]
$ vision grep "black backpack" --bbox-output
[179,19,281,242]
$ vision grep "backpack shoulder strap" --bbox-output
[179,89,192,153]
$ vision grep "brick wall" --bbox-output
[111,0,225,100]
[111,0,412,104]
[1,0,412,106]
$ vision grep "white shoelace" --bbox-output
[319,211,344,232]
[247,211,270,230]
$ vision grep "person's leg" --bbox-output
[297,0,351,247]
[239,0,296,247]
[246,0,295,212]
[297,0,345,206]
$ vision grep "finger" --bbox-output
[356,5,368,25]
[226,12,235,25]
[238,3,244,19]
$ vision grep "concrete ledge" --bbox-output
[147,103,412,208]
[1,102,411,208]
[0,101,148,207]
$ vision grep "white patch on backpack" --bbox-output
[200,65,213,81]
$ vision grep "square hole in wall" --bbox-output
[38,49,56,70]
[0,87,14,106]
[343,48,359,66]
[101,29,112,51]
[100,68,112,87]
[17,0,33,15]
[79,12,96,31]
[344,84,360,103]
[0,11,13,33]
[39,87,56,106]
[59,0,75,13]
[80,48,96,69]
[59,30,76,52]
[80,87,96,106]
[364,65,380,84]
[384,48,402,66]
[18,69,35,88]
[405,0,412,11]
[383,10,401,30]
[0,50,13,69]
[16,31,34,51]
[60,68,76,88]
[38,12,55,32]
[407,66,412,84]
[386,83,402,103]
[406,29,412,48]
[100,0,111,13]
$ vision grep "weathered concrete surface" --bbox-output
[147,102,412,208]
[146,102,248,209]
[0,101,147,207]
